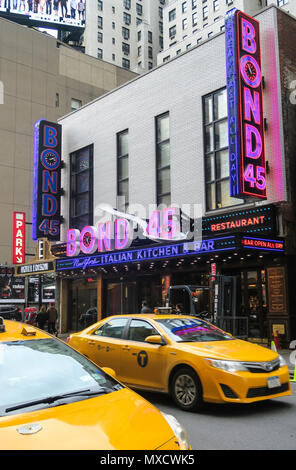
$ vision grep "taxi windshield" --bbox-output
[156,318,233,342]
[0,338,123,416]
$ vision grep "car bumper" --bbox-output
[202,365,292,404]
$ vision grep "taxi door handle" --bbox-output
[88,340,96,346]
[122,345,130,351]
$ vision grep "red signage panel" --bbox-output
[12,212,26,265]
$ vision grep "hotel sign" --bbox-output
[32,120,62,241]
[225,9,267,199]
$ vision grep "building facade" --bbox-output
[157,0,296,65]
[84,0,165,73]
[0,16,137,308]
[55,5,296,346]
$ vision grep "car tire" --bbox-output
[170,367,203,411]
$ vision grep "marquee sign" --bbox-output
[225,9,267,199]
[32,120,62,241]
[202,205,275,236]
[57,236,238,271]
[12,212,26,265]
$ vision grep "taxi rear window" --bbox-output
[0,338,123,415]
[156,318,233,342]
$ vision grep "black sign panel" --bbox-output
[32,120,62,241]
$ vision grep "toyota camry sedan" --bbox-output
[68,314,292,411]
[0,318,190,450]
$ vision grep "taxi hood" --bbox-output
[182,338,279,362]
[0,388,175,450]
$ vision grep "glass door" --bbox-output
[241,269,267,338]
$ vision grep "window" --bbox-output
[117,130,129,209]
[278,0,288,5]
[148,31,153,43]
[182,18,188,29]
[112,21,115,29]
[138,45,142,56]
[98,31,103,43]
[159,6,163,18]
[128,320,158,342]
[202,5,208,20]
[97,48,103,59]
[148,46,153,59]
[70,145,93,231]
[203,89,242,210]
[169,25,176,38]
[122,42,130,55]
[136,3,143,15]
[98,16,103,28]
[182,2,187,13]
[156,112,170,206]
[192,11,198,26]
[148,62,153,69]
[213,0,219,11]
[55,93,59,108]
[169,8,176,21]
[192,0,197,7]
[159,21,163,34]
[71,98,82,111]
[122,27,130,40]
[123,0,131,9]
[98,0,103,11]
[122,58,130,69]
[138,30,141,41]
[123,12,131,25]
[93,318,128,338]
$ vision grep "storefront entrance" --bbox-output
[105,275,162,316]
[69,279,97,331]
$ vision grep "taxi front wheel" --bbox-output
[170,367,203,411]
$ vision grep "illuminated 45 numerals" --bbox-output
[39,219,60,236]
[244,164,266,190]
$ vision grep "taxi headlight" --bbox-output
[205,358,248,372]
[279,355,287,367]
[161,412,190,450]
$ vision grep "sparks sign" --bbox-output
[32,120,62,241]
[225,9,266,199]
[12,212,25,265]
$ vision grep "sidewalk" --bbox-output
[58,332,296,378]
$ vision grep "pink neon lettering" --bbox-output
[245,124,262,159]
[114,218,131,250]
[241,18,256,54]
[80,226,98,254]
[97,221,112,252]
[244,88,260,124]
[67,229,80,257]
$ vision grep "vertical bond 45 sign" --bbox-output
[32,120,62,241]
[225,9,267,199]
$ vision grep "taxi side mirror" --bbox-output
[145,335,164,345]
[102,367,117,378]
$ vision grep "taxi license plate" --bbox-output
[267,376,281,389]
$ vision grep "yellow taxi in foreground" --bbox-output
[0,318,190,450]
[68,314,292,411]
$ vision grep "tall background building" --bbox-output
[83,0,166,73]
[157,0,296,64]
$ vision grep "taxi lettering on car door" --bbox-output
[120,319,166,390]
[83,317,129,376]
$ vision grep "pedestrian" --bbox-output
[60,0,67,17]
[36,305,48,330]
[45,0,52,14]
[47,303,58,336]
[140,301,153,313]
[175,303,184,314]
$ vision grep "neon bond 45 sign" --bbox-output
[32,120,62,241]
[225,9,267,199]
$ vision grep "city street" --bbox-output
[138,383,296,450]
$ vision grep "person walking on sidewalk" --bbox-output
[47,303,58,336]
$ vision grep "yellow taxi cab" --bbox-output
[0,317,190,450]
[68,314,292,411]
